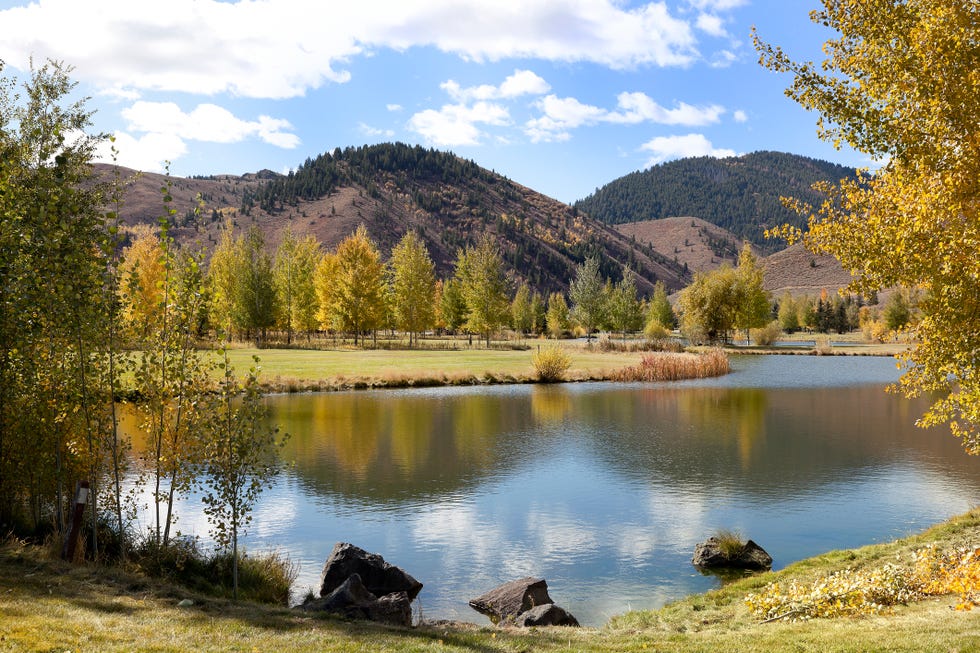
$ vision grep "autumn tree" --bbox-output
[511,283,534,337]
[273,228,321,344]
[0,59,118,541]
[677,265,740,344]
[314,251,340,333]
[389,231,436,346]
[755,0,980,451]
[454,235,511,346]
[733,245,771,344]
[569,256,606,341]
[646,281,675,331]
[118,227,166,341]
[545,292,571,339]
[333,225,386,345]
[606,269,644,339]
[439,278,467,334]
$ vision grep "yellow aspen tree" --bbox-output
[755,1,980,452]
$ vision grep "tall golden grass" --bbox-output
[609,349,730,382]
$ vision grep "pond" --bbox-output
[145,355,980,626]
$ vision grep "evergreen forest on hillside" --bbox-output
[575,151,858,251]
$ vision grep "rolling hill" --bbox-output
[99,143,689,295]
[574,151,858,253]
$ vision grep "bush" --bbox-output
[644,321,670,341]
[714,528,746,557]
[532,346,572,382]
[133,538,297,605]
[751,321,783,346]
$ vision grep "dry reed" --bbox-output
[609,349,730,382]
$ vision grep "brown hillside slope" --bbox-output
[762,242,855,297]
[615,216,760,275]
[97,151,689,295]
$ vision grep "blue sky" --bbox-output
[0,0,866,203]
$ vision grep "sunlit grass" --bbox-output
[3,509,978,652]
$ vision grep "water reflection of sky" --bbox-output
[131,356,980,627]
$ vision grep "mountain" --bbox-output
[761,242,855,297]
[99,142,689,295]
[574,151,859,254]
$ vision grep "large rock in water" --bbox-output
[319,542,423,600]
[691,537,772,571]
[469,577,579,627]
[469,577,553,623]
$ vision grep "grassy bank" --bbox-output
[2,509,977,652]
[224,342,653,392]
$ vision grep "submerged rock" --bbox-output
[469,577,579,627]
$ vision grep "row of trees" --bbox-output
[0,61,284,596]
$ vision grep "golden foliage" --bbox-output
[755,1,980,452]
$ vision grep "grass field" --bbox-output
[223,340,651,391]
[1,509,977,652]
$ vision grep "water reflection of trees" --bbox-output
[125,382,980,507]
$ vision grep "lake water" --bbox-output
[149,355,980,626]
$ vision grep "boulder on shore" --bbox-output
[319,542,423,600]
[691,537,772,571]
[299,574,413,627]
[513,603,580,627]
[469,577,579,627]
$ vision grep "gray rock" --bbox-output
[468,577,554,624]
[299,574,413,627]
[365,591,413,627]
[319,542,423,600]
[512,603,580,627]
[691,537,772,571]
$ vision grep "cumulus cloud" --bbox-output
[733,109,748,123]
[526,92,725,142]
[695,13,727,37]
[408,101,510,146]
[687,0,747,10]
[94,100,298,170]
[640,133,736,166]
[0,0,698,100]
[120,102,299,148]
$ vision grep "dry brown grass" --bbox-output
[609,349,730,382]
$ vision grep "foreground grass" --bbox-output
[2,509,978,652]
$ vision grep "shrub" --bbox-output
[644,321,670,341]
[751,321,783,346]
[532,346,572,382]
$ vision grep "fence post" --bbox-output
[61,480,90,562]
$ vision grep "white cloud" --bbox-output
[695,13,727,37]
[386,104,404,112]
[359,122,395,138]
[640,133,736,166]
[443,69,550,103]
[95,131,187,172]
[121,101,299,148]
[687,0,747,10]
[0,0,698,100]
[612,92,724,125]
[407,101,510,146]
[733,109,748,123]
[526,92,725,142]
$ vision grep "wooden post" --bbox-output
[61,480,90,562]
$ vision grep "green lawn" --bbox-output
[222,341,648,390]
